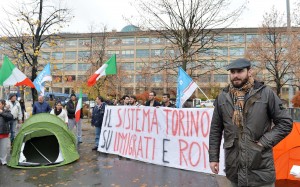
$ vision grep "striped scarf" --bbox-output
[229,77,254,127]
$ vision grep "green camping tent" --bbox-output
[8,113,79,168]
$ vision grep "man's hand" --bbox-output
[18,120,22,124]
[210,162,219,174]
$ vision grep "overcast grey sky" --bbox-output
[0,0,298,33]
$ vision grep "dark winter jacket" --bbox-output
[145,100,161,107]
[66,100,83,119]
[0,109,13,134]
[91,102,106,128]
[209,80,292,186]
[32,101,51,115]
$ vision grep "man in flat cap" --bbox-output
[209,58,292,186]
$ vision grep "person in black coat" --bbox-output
[91,96,106,150]
[145,91,161,107]
[0,99,13,165]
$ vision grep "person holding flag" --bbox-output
[66,92,83,144]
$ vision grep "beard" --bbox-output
[230,75,249,88]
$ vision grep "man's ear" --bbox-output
[248,68,253,77]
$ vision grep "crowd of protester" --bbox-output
[0,90,178,165]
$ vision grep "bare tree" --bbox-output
[0,0,73,101]
[246,8,299,97]
[131,0,246,73]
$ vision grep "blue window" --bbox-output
[65,40,77,47]
[42,52,50,60]
[151,37,164,45]
[121,62,134,70]
[121,50,134,58]
[214,74,228,83]
[214,47,228,56]
[152,75,163,83]
[122,38,135,45]
[65,51,77,60]
[151,49,164,57]
[137,37,150,45]
[215,61,227,68]
[52,63,63,71]
[78,51,90,59]
[78,63,91,71]
[199,74,211,83]
[107,50,120,58]
[64,63,77,71]
[230,47,245,56]
[214,35,228,43]
[52,52,63,60]
[246,34,259,42]
[78,39,91,47]
[229,34,245,43]
[136,49,150,58]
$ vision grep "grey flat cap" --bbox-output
[226,58,251,71]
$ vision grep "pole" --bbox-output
[287,0,293,108]
[197,86,210,101]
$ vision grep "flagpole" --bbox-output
[197,86,210,101]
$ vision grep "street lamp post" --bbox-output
[287,0,294,108]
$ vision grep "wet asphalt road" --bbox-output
[0,119,299,187]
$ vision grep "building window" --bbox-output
[199,74,212,83]
[246,34,259,42]
[79,39,91,47]
[229,34,245,43]
[41,42,50,49]
[65,51,77,60]
[121,62,134,70]
[214,47,228,56]
[136,49,150,58]
[121,50,134,58]
[214,61,227,68]
[151,37,164,45]
[123,75,134,82]
[136,37,150,45]
[107,50,120,58]
[65,63,77,71]
[135,62,146,70]
[78,63,91,71]
[78,51,91,59]
[52,63,64,71]
[230,47,245,56]
[214,35,228,43]
[65,40,77,47]
[214,74,228,83]
[52,76,62,83]
[151,49,164,57]
[52,52,63,60]
[152,75,163,83]
[41,52,50,60]
[121,38,135,45]
[108,38,121,45]
[65,75,76,82]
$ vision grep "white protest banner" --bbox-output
[98,106,225,175]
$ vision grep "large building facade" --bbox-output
[0,26,293,100]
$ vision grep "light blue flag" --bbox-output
[176,67,198,108]
[33,63,52,96]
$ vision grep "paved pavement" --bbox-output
[0,118,299,187]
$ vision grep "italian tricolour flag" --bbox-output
[75,89,82,122]
[87,54,117,86]
[0,56,35,88]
